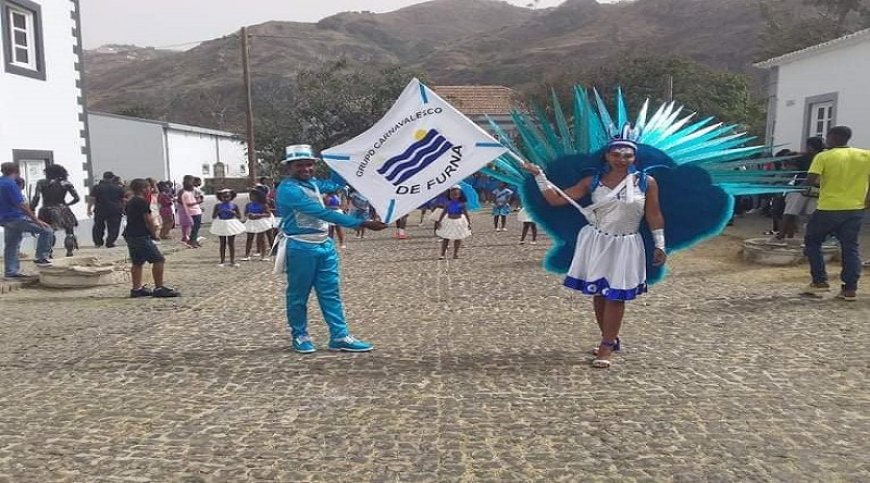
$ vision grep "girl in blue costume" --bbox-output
[523,132,666,369]
[426,190,449,236]
[435,186,472,259]
[242,189,273,261]
[491,182,513,231]
[209,188,246,267]
[348,189,372,238]
[324,190,347,248]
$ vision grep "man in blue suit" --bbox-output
[276,145,387,353]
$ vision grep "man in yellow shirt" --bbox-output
[803,126,870,301]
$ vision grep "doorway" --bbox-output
[12,149,53,202]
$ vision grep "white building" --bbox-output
[756,28,870,151]
[88,111,249,184]
[0,0,90,218]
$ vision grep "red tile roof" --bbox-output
[432,85,520,116]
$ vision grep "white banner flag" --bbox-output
[322,78,508,223]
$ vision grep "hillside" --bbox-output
[84,0,771,129]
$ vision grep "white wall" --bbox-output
[771,39,870,151]
[0,0,88,218]
[165,130,212,182]
[88,115,248,185]
[165,129,247,182]
[217,137,248,178]
[88,113,166,181]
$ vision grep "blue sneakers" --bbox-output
[328,335,374,352]
[292,335,316,354]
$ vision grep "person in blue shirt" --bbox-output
[0,163,54,278]
[276,145,387,354]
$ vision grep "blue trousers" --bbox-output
[2,218,53,277]
[284,238,350,340]
[804,209,865,291]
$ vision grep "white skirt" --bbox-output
[245,217,274,233]
[428,208,444,222]
[518,208,533,223]
[210,218,247,237]
[564,225,647,301]
[436,216,472,240]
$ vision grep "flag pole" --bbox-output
[502,150,585,213]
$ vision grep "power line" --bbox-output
[246,34,312,40]
[90,32,307,54]
[89,35,239,53]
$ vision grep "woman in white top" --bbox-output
[523,133,667,368]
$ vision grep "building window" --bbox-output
[803,93,837,141]
[201,163,210,175]
[808,101,834,138]
[1,0,45,80]
[239,164,246,174]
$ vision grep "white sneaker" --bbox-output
[231,263,240,268]
[531,241,537,245]
[260,257,271,262]
[240,257,251,261]
[340,244,347,249]
[217,263,226,268]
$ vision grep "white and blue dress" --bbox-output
[564,173,647,301]
[209,202,246,236]
[491,188,513,216]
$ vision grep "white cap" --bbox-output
[283,144,319,164]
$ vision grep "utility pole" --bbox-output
[240,26,256,183]
[665,74,674,103]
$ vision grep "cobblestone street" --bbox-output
[0,212,867,482]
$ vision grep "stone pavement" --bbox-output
[0,211,867,481]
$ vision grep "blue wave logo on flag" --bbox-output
[377,129,454,186]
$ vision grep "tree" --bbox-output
[804,0,869,33]
[523,56,766,138]
[252,75,304,173]
[757,0,870,60]
[252,59,426,175]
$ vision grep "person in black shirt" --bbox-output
[31,164,80,257]
[87,171,125,247]
[124,178,179,298]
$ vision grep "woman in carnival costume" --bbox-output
[523,127,665,368]
[483,86,797,369]
[31,164,81,257]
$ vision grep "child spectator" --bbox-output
[124,178,179,298]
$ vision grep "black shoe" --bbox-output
[130,286,154,298]
[105,243,117,248]
[152,286,180,298]
[33,259,52,267]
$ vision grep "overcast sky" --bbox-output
[80,0,593,49]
